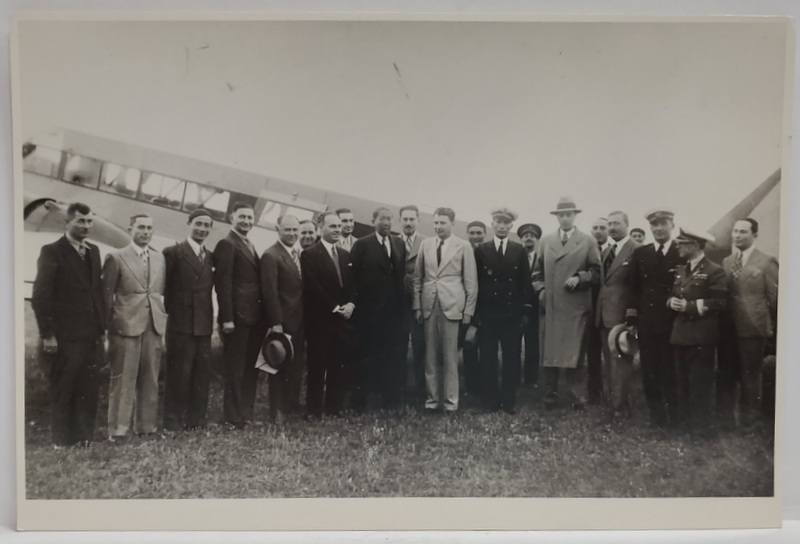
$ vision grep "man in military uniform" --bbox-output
[626,209,683,429]
[474,208,533,413]
[668,227,727,437]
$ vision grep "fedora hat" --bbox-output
[255,331,294,375]
[608,323,639,360]
[550,197,582,215]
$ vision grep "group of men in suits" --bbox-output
[32,194,778,446]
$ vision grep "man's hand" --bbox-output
[341,303,355,320]
[415,309,424,325]
[222,321,235,334]
[41,336,57,355]
[462,314,471,326]
[564,276,580,291]
[271,324,284,334]
[668,297,688,312]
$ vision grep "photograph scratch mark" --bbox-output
[393,62,410,101]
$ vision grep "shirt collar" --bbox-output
[278,240,295,254]
[231,228,249,242]
[405,232,417,245]
[130,243,149,257]
[186,237,204,255]
[654,239,673,254]
[688,251,705,270]
[65,232,86,253]
[598,240,610,252]
[609,235,630,248]
[560,227,576,239]
[493,236,509,250]
[321,239,337,254]
[738,244,756,265]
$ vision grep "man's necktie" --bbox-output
[655,243,665,265]
[406,236,413,255]
[498,239,505,258]
[291,248,302,277]
[604,243,616,276]
[331,246,343,287]
[561,231,569,246]
[437,239,443,266]
[77,244,86,260]
[198,246,205,265]
[245,237,257,258]
[731,251,743,280]
[382,236,390,258]
[142,249,150,284]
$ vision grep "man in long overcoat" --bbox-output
[532,197,601,409]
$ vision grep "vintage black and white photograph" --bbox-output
[12,16,790,530]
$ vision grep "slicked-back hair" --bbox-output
[608,211,629,225]
[277,214,299,226]
[433,207,456,222]
[742,217,759,234]
[66,202,91,219]
[335,207,353,216]
[400,204,420,217]
[317,211,339,227]
[372,207,393,221]
[299,219,316,228]
[129,213,152,227]
[231,201,254,214]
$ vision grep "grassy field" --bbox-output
[22,303,774,500]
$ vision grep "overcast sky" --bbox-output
[17,20,788,234]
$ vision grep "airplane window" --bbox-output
[283,206,316,223]
[22,146,63,178]
[62,153,102,188]
[183,182,230,221]
[139,173,185,209]
[257,201,282,227]
[99,163,141,198]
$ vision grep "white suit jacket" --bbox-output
[412,235,478,320]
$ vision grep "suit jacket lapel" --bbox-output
[119,245,148,289]
[59,237,90,288]
[277,243,301,279]
[179,241,203,274]
[556,231,579,261]
[607,239,635,278]
[230,231,258,269]
[437,237,459,273]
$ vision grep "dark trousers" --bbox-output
[306,323,350,416]
[674,345,717,433]
[586,324,603,402]
[164,332,211,431]
[268,327,305,419]
[462,329,481,396]
[478,317,522,410]
[522,311,540,385]
[49,337,103,445]
[353,319,405,411]
[221,322,266,426]
[715,318,740,427]
[639,332,680,425]
[405,309,426,396]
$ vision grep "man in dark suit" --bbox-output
[668,227,727,437]
[213,202,265,429]
[474,207,534,414]
[596,211,639,417]
[399,204,427,397]
[462,220,487,397]
[162,209,215,431]
[350,207,407,412]
[721,218,779,430]
[299,219,318,251]
[32,202,105,446]
[518,222,542,387]
[261,215,305,423]
[587,217,610,404]
[626,209,683,429]
[301,212,356,417]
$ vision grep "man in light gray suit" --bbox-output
[722,218,779,429]
[595,211,639,417]
[413,207,477,413]
[103,213,167,439]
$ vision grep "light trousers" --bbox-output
[424,299,461,411]
[107,325,162,436]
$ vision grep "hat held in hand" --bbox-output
[255,330,294,375]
